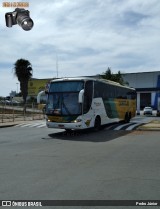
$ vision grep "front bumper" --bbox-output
[144,111,152,115]
[46,121,83,130]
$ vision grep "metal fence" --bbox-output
[0,103,45,123]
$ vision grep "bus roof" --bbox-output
[50,77,135,90]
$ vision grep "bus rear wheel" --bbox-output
[94,116,101,131]
[124,112,130,123]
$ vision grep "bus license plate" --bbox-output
[58,125,64,128]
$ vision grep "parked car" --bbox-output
[11,100,20,105]
[143,107,153,115]
[4,100,11,105]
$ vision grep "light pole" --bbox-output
[56,54,59,78]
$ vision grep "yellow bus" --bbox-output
[45,77,136,131]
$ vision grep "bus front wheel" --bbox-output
[94,116,101,131]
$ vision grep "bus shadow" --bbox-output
[48,127,132,143]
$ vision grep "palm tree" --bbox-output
[13,59,33,109]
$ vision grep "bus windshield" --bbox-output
[49,81,84,92]
[46,81,84,116]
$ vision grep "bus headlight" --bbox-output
[73,119,82,123]
[46,116,50,122]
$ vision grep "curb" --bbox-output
[137,127,160,131]
[0,119,45,129]
[0,124,18,128]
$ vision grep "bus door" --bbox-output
[82,81,94,128]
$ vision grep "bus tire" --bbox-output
[124,112,130,123]
[94,116,101,131]
[65,129,72,132]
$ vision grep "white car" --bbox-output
[143,107,153,115]
[4,100,11,105]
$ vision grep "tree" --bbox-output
[101,67,112,80]
[101,67,128,86]
[13,58,33,107]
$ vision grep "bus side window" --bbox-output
[83,81,93,113]
[127,90,136,100]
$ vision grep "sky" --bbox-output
[0,0,160,96]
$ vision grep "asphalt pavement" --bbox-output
[1,123,160,208]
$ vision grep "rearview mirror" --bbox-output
[78,89,84,103]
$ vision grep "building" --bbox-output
[28,71,160,114]
[122,71,160,114]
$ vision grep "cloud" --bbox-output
[0,0,160,96]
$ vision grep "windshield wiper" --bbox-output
[62,96,71,115]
